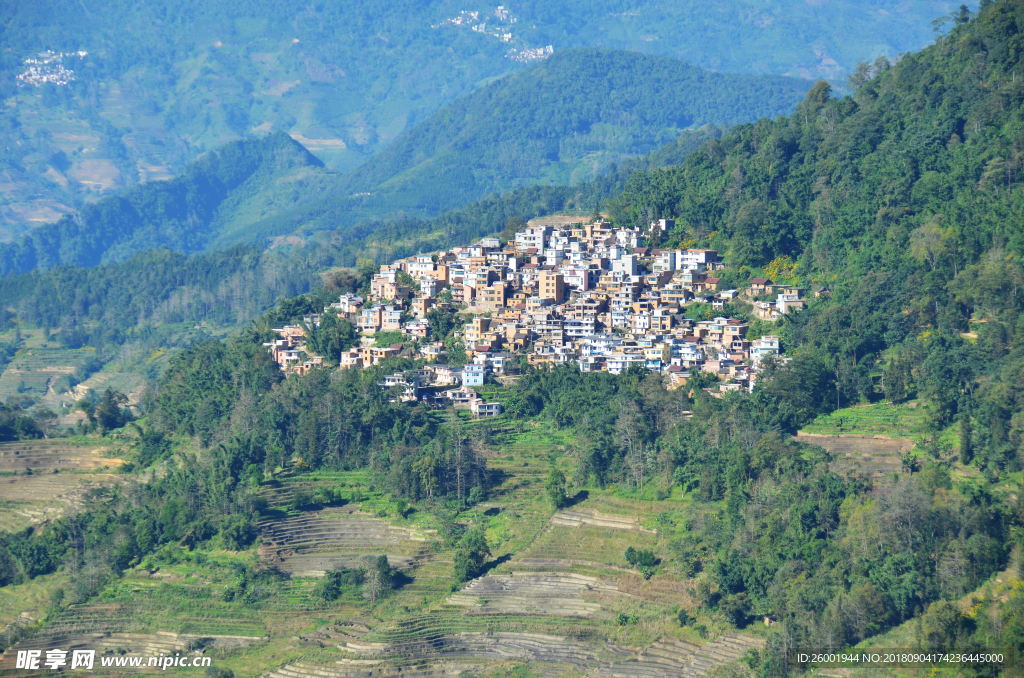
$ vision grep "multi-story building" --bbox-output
[480,282,510,309]
[538,271,565,303]
[463,363,486,386]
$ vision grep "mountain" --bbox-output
[208,50,809,240]
[329,49,810,213]
[0,132,331,276]
[0,46,793,274]
[1,0,969,238]
[0,125,724,348]
[599,0,1024,420]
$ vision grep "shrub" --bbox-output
[677,608,693,626]
[634,549,657,567]
[545,470,567,509]
[454,528,490,583]
[289,489,315,511]
[220,516,256,551]
[625,547,656,568]
[313,568,364,602]
[362,555,393,604]
[720,592,752,628]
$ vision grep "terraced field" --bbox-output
[515,525,661,572]
[795,432,911,477]
[0,439,124,472]
[799,401,929,437]
[591,632,764,678]
[0,439,127,531]
[1,628,260,656]
[266,660,466,678]
[258,507,436,576]
[0,405,770,678]
[447,573,621,617]
[327,627,764,678]
[0,347,98,401]
[0,626,265,674]
[35,369,148,412]
[550,509,655,533]
[26,583,275,638]
[0,471,125,532]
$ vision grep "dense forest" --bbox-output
[602,0,1024,431]
[3,1,1024,674]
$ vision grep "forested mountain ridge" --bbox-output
[325,49,810,215]
[602,0,1024,420]
[0,0,960,238]
[0,68,735,279]
[0,132,329,277]
[0,49,802,274]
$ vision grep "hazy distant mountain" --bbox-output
[0,0,964,237]
[330,49,809,213]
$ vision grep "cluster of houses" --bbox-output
[433,7,552,63]
[264,218,811,411]
[505,45,555,63]
[17,50,87,87]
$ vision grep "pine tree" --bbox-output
[959,401,972,465]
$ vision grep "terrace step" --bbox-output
[446,573,620,617]
[0,631,266,667]
[265,660,464,678]
[549,510,656,534]
[256,509,434,576]
[588,634,765,678]
[339,632,626,669]
[0,440,122,471]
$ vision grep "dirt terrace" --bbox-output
[795,432,912,477]
[257,507,435,576]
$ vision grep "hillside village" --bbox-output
[433,6,554,62]
[266,218,814,412]
[15,50,88,87]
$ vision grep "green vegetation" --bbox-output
[5,4,1024,677]
[0,402,43,441]
[0,132,324,276]
[319,49,810,220]
[453,528,491,584]
[545,469,568,509]
[0,0,950,238]
[799,402,931,437]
